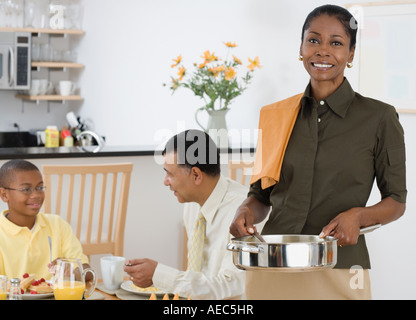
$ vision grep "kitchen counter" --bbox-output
[0,145,255,160]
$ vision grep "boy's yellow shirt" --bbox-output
[0,211,88,279]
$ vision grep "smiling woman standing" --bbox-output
[230,5,406,299]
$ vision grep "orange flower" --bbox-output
[171,55,182,68]
[201,50,218,63]
[198,60,208,69]
[167,42,260,110]
[177,66,186,81]
[232,55,242,65]
[247,56,262,71]
[208,68,217,77]
[208,66,221,77]
[171,77,180,89]
[224,67,237,80]
[224,41,237,48]
[206,66,223,77]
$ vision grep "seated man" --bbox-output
[124,129,247,299]
[0,159,90,280]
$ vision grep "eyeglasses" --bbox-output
[2,186,47,195]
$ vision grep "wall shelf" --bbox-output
[32,61,85,69]
[15,94,83,102]
[0,27,84,35]
[0,27,85,106]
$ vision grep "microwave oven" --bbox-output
[0,32,31,90]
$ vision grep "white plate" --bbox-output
[120,280,166,297]
[22,292,54,300]
[21,280,54,299]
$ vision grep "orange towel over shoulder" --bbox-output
[250,93,303,189]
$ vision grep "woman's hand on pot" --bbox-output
[230,196,271,237]
[230,203,257,237]
[319,208,362,246]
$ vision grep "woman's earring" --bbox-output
[298,55,303,61]
[347,62,353,68]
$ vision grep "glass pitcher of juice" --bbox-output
[53,258,96,300]
[0,275,7,300]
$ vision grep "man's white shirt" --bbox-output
[152,175,247,299]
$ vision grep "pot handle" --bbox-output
[324,224,382,240]
[227,242,262,254]
[359,224,381,235]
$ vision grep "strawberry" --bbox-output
[20,289,24,294]
[30,290,38,294]
[40,278,45,283]
[22,273,29,278]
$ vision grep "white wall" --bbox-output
[0,0,415,299]
[77,0,309,147]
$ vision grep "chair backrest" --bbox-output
[228,161,254,185]
[180,160,255,270]
[42,163,133,257]
[228,160,270,233]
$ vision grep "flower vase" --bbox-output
[195,108,229,148]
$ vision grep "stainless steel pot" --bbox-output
[227,224,381,272]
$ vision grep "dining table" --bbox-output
[16,279,159,300]
[93,280,152,300]
[92,278,188,300]
[14,277,182,300]
[93,280,121,300]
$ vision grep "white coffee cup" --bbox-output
[28,79,41,96]
[100,256,126,290]
[59,80,76,96]
[39,79,53,95]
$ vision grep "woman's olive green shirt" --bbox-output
[249,78,407,269]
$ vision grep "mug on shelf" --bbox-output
[39,79,54,95]
[59,80,76,96]
[28,79,41,96]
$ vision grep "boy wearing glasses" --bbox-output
[0,159,90,280]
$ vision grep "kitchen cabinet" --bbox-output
[0,27,84,103]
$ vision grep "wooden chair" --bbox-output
[229,159,270,233]
[42,163,133,257]
[228,160,254,185]
[181,160,255,270]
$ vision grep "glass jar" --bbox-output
[8,278,22,300]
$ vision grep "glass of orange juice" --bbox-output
[0,275,7,300]
[53,259,96,300]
